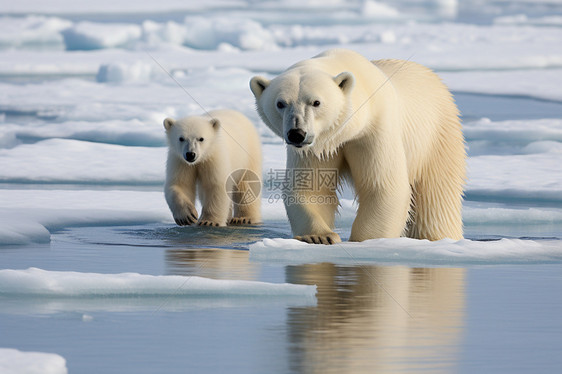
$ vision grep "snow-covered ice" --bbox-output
[62,22,142,51]
[442,70,562,102]
[0,189,170,245]
[250,237,562,266]
[0,348,67,374]
[0,267,317,298]
[0,139,166,184]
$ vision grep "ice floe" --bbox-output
[250,237,562,266]
[0,267,317,298]
[62,22,142,50]
[0,139,166,184]
[0,348,67,374]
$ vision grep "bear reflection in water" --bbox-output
[286,264,465,373]
[166,247,465,373]
[166,248,260,281]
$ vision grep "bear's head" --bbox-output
[250,68,355,154]
[163,115,220,165]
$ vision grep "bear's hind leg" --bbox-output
[228,167,262,225]
[230,197,261,225]
[197,179,231,227]
[409,176,463,240]
[409,141,465,240]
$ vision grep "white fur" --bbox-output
[250,49,465,243]
[164,109,262,226]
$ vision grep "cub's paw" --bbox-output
[197,219,222,227]
[295,233,341,245]
[229,217,252,225]
[173,205,198,226]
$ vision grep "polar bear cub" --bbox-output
[163,109,262,227]
[250,49,466,244]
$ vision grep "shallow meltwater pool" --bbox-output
[1,219,561,374]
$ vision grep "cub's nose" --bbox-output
[185,152,197,163]
[286,128,307,145]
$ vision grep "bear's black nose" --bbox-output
[185,152,196,162]
[287,129,307,145]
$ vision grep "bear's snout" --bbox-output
[286,128,307,146]
[185,151,197,163]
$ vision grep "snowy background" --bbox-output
[1,1,562,373]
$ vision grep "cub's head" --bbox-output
[163,115,220,165]
[250,68,354,153]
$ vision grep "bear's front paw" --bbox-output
[197,219,222,227]
[173,204,198,226]
[229,217,252,225]
[295,233,341,245]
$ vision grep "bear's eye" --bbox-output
[312,100,321,107]
[179,137,185,142]
[198,137,204,142]
[276,101,285,109]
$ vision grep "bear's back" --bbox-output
[372,59,462,168]
[296,49,381,78]
[207,109,261,173]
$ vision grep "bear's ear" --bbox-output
[210,118,220,130]
[333,72,355,95]
[163,118,175,131]
[249,76,270,99]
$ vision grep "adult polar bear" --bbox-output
[250,49,465,244]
